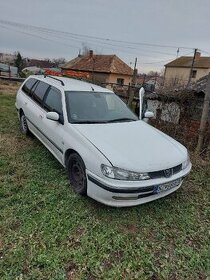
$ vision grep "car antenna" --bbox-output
[44,75,65,86]
[91,86,94,91]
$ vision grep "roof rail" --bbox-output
[44,75,65,86]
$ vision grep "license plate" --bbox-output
[153,178,181,194]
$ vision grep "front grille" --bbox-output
[149,164,182,179]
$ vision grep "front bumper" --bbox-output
[86,163,192,207]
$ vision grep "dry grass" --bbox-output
[0,80,21,95]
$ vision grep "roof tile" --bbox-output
[62,54,133,75]
[165,56,210,68]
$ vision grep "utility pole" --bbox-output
[187,48,197,87]
[196,73,210,154]
[132,57,137,84]
[128,58,137,108]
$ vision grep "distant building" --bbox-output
[62,50,133,86]
[137,74,164,92]
[164,52,210,86]
[0,53,16,64]
[0,63,18,77]
[26,59,56,69]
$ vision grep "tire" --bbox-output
[20,112,30,135]
[67,153,87,195]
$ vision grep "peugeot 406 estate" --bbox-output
[15,75,192,207]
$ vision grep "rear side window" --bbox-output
[32,81,49,105]
[44,87,63,115]
[22,78,37,96]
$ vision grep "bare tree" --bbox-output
[52,58,67,67]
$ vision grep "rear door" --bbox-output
[17,77,38,118]
[25,80,50,142]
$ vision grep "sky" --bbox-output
[1,0,210,73]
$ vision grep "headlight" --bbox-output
[182,154,190,170]
[101,164,150,180]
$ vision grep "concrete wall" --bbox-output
[164,67,210,85]
[107,73,132,86]
[92,72,109,84]
[75,72,132,86]
[147,99,180,124]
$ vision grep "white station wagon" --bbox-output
[15,75,192,207]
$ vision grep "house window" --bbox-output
[191,70,197,78]
[117,78,124,86]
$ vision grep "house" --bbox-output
[164,52,210,86]
[25,59,56,69]
[0,53,16,64]
[61,50,133,86]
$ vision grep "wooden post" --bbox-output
[128,58,138,108]
[187,48,197,87]
[196,73,210,154]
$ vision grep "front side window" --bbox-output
[44,86,63,115]
[22,78,37,96]
[32,81,49,105]
[65,91,138,123]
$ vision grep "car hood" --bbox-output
[73,120,187,172]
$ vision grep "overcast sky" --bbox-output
[1,0,210,73]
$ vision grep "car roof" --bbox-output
[29,75,113,93]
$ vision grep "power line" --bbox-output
[0,24,82,50]
[0,22,179,59]
[0,19,199,69]
[200,49,210,55]
[0,19,195,51]
[140,51,194,64]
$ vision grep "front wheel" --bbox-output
[20,112,30,135]
[67,153,87,195]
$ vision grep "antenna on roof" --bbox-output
[177,48,179,58]
[91,86,94,91]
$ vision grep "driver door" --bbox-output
[41,86,64,163]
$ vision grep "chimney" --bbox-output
[89,50,93,57]
[195,51,201,59]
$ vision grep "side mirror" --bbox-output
[144,111,154,118]
[46,112,59,121]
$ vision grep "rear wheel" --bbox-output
[20,112,30,135]
[67,153,87,195]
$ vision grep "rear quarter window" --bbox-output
[22,78,37,96]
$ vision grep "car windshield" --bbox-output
[65,91,138,123]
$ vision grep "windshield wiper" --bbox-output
[72,120,108,124]
[106,118,137,123]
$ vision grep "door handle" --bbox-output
[39,115,44,119]
[24,101,28,105]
